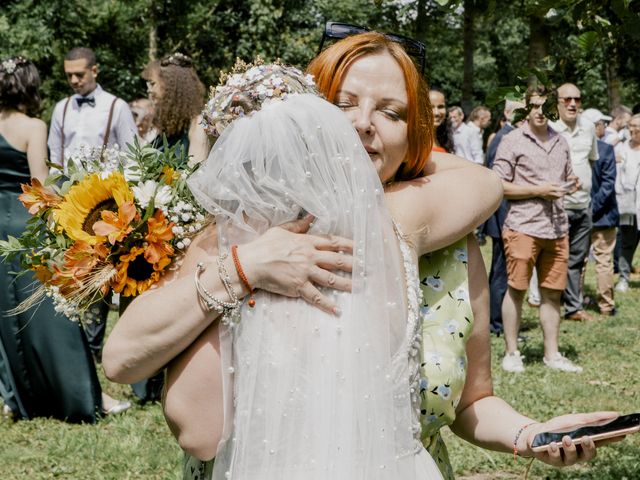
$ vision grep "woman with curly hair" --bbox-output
[143,53,209,163]
[0,56,107,422]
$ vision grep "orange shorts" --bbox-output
[502,229,569,291]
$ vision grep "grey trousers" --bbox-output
[563,208,592,315]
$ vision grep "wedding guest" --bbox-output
[448,105,474,162]
[0,56,107,422]
[581,109,618,315]
[550,83,599,322]
[46,46,132,414]
[467,105,491,165]
[495,85,582,373]
[142,53,208,163]
[614,114,640,293]
[129,97,156,145]
[429,87,453,153]
[604,105,632,149]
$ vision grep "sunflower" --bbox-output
[112,246,168,297]
[53,172,134,245]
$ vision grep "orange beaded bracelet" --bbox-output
[231,244,255,307]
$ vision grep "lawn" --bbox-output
[1,244,638,479]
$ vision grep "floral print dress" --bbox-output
[419,237,473,480]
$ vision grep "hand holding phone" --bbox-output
[560,180,575,193]
[530,413,640,452]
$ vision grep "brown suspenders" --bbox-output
[59,96,118,168]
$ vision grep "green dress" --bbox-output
[0,133,102,423]
[419,238,473,479]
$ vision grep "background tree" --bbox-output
[1,0,639,123]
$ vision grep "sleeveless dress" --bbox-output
[0,133,102,422]
[419,238,473,479]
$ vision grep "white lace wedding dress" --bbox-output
[188,93,443,480]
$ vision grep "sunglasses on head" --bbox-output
[318,21,426,75]
[558,96,582,105]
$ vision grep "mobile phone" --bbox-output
[530,413,640,452]
[560,180,575,192]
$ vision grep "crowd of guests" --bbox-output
[432,84,640,374]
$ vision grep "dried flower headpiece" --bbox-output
[1,56,28,75]
[200,58,317,137]
[160,52,193,68]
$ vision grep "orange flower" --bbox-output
[63,241,109,279]
[19,178,62,215]
[32,263,54,284]
[93,201,138,245]
[144,209,175,264]
[112,246,166,297]
[161,166,178,186]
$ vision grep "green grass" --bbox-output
[1,245,639,479]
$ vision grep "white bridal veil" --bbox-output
[189,82,441,479]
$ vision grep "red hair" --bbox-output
[307,32,433,181]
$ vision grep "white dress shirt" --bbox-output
[467,122,485,165]
[550,116,599,210]
[452,122,474,162]
[48,84,137,169]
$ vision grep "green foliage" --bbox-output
[1,0,639,122]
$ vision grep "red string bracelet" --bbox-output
[513,422,537,463]
[231,244,255,307]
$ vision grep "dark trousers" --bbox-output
[84,298,110,362]
[618,220,639,281]
[563,208,592,315]
[488,235,508,331]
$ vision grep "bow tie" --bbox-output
[76,96,95,107]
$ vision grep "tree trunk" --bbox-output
[415,0,428,79]
[527,14,549,69]
[605,43,622,109]
[461,0,475,115]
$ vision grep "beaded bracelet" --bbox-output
[194,259,240,325]
[231,244,255,307]
[513,422,537,463]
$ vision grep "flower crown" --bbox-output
[200,58,317,137]
[160,52,193,68]
[1,56,28,75]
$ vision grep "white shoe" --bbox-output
[502,350,525,373]
[615,279,629,292]
[543,353,583,373]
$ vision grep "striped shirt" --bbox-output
[493,122,574,239]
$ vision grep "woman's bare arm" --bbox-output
[26,118,49,182]
[163,321,223,461]
[103,217,354,383]
[387,156,503,255]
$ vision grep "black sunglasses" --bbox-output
[318,21,426,75]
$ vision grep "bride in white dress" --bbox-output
[187,63,443,479]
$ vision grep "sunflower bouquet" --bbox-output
[0,140,208,320]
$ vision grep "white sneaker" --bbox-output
[543,353,583,373]
[615,279,629,292]
[502,350,525,373]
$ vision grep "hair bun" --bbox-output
[200,58,318,137]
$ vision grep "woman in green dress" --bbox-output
[0,56,102,423]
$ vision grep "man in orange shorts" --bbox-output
[493,85,583,373]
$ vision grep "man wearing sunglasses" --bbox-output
[550,83,599,322]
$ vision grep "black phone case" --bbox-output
[531,413,640,448]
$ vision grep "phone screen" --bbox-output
[531,413,640,450]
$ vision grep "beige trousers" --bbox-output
[591,227,616,313]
